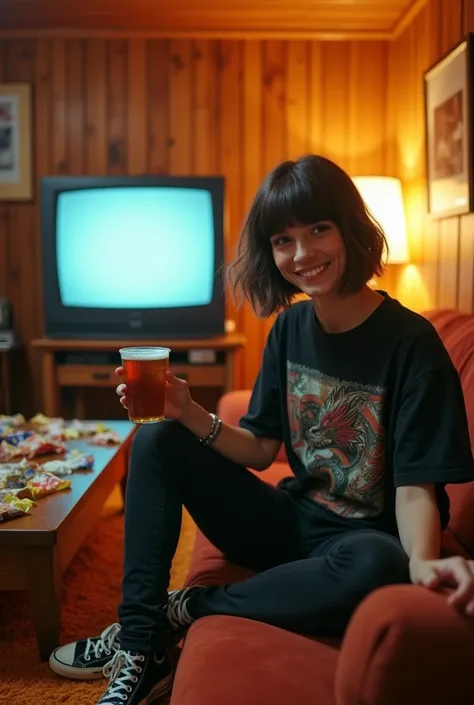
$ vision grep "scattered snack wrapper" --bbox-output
[0,430,35,445]
[0,500,29,522]
[68,420,111,436]
[0,464,37,490]
[89,431,121,446]
[0,493,35,512]
[17,471,71,500]
[0,414,26,428]
[42,450,94,476]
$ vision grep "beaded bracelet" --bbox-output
[199,412,223,446]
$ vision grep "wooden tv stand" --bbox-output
[32,334,246,418]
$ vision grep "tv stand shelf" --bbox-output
[32,335,246,419]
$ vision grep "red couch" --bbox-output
[170,309,474,705]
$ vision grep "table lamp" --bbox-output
[352,176,409,265]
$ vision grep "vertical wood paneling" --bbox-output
[192,39,218,175]
[85,40,107,174]
[169,40,193,174]
[308,43,323,154]
[218,41,243,385]
[389,0,468,316]
[66,40,85,174]
[286,41,309,160]
[52,39,67,174]
[438,219,460,309]
[108,39,128,174]
[3,34,393,410]
[321,43,350,166]
[347,42,387,175]
[262,41,286,175]
[127,40,148,174]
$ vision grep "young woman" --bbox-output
[50,155,474,705]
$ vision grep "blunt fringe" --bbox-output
[226,154,388,317]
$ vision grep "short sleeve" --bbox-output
[392,366,474,486]
[239,320,283,441]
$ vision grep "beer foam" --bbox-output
[119,347,170,361]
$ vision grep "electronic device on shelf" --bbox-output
[0,299,19,349]
[40,175,226,341]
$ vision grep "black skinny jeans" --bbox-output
[117,421,410,653]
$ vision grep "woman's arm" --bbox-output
[396,483,474,614]
[180,398,281,471]
[395,483,441,563]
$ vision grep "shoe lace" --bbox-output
[166,588,194,631]
[85,622,121,660]
[101,650,145,702]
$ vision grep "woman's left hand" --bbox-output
[410,556,474,614]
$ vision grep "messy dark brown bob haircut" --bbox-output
[226,154,388,317]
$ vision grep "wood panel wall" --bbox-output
[0,37,390,412]
[387,0,471,313]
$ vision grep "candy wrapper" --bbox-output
[0,422,14,437]
[0,414,25,428]
[0,441,21,462]
[42,450,94,476]
[69,420,112,436]
[0,493,34,512]
[0,463,37,490]
[18,471,71,499]
[0,430,35,445]
[89,431,121,446]
[0,500,28,522]
[30,413,64,429]
[14,434,67,459]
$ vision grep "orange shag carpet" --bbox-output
[0,486,196,704]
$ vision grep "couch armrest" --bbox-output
[217,390,252,427]
[336,584,474,705]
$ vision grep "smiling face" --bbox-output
[270,221,347,300]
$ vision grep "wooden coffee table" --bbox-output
[0,419,135,660]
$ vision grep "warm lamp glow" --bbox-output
[352,176,409,264]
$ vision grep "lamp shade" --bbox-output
[352,176,409,264]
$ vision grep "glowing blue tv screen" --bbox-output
[57,187,214,309]
[41,175,225,340]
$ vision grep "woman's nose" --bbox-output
[294,240,312,263]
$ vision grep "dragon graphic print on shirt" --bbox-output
[287,362,386,518]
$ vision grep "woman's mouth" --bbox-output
[296,262,330,278]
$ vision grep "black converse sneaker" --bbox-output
[166,585,205,645]
[49,622,122,679]
[98,650,173,704]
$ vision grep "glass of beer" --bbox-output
[119,347,171,424]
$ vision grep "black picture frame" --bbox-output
[424,33,474,218]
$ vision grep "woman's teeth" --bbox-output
[298,263,329,277]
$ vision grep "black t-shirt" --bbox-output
[240,293,474,534]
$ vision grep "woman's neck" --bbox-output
[313,286,385,334]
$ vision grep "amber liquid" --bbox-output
[123,356,168,424]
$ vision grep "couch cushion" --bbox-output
[171,616,339,705]
[423,309,474,556]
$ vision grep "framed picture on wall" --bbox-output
[424,34,474,218]
[0,83,33,201]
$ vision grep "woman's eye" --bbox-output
[311,224,330,235]
[272,236,290,246]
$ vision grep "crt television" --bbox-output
[40,175,225,340]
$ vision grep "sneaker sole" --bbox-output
[142,671,174,704]
[49,650,108,680]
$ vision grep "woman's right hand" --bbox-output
[115,366,193,421]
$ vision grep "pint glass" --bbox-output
[119,347,171,424]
